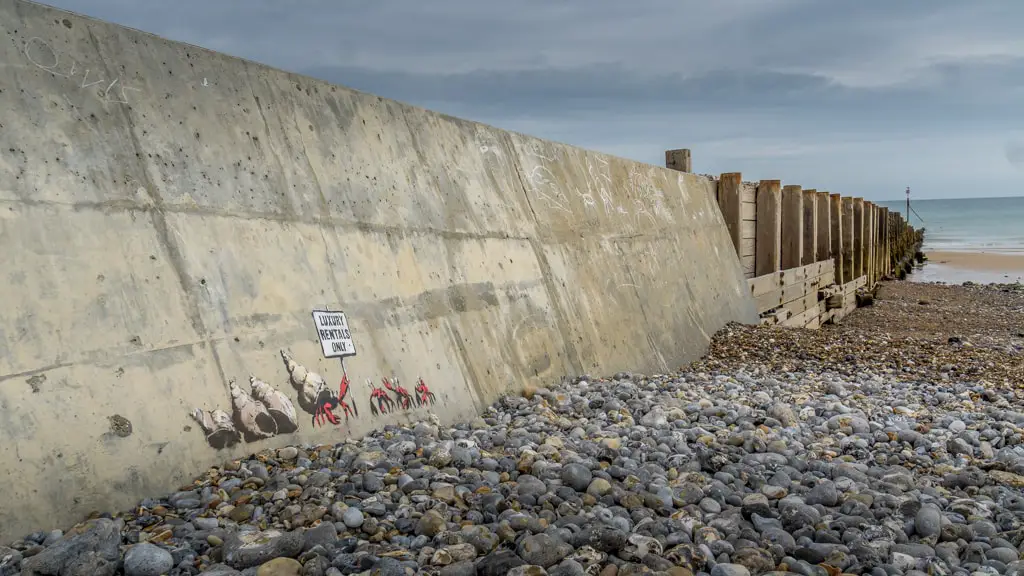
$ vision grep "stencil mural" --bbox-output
[415,377,437,407]
[190,377,298,449]
[190,365,440,449]
[281,349,358,427]
[384,377,414,411]
[187,311,440,449]
[368,378,396,416]
[367,376,436,415]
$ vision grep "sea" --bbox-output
[875,196,1024,284]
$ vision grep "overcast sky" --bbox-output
[42,0,1024,200]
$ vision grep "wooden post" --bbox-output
[866,201,873,281]
[665,149,692,173]
[894,213,904,266]
[740,182,756,277]
[817,191,831,261]
[880,207,889,277]
[781,185,803,270]
[802,189,818,265]
[755,180,782,277]
[842,197,855,283]
[718,173,743,256]
[872,205,880,281]
[874,205,881,281]
[864,202,872,280]
[884,212,892,272]
[853,198,864,279]
[830,194,844,283]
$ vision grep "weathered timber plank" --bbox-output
[781,185,804,269]
[755,180,782,276]
[749,272,782,298]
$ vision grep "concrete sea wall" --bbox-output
[0,0,756,540]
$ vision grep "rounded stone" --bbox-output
[416,511,447,537]
[561,463,593,492]
[256,557,302,576]
[123,543,174,576]
[711,563,751,576]
[915,505,942,538]
[342,507,365,528]
[586,478,612,497]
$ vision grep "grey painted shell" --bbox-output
[229,380,278,441]
[280,349,327,409]
[249,376,298,434]
[190,408,240,449]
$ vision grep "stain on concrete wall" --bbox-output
[0,0,756,542]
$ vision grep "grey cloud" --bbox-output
[47,0,1024,79]
[35,0,1024,198]
[303,58,1024,127]
[1007,142,1024,170]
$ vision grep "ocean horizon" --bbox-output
[876,196,1024,254]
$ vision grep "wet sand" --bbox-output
[914,250,1024,284]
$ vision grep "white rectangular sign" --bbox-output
[311,310,356,358]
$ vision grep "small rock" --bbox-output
[223,529,304,569]
[711,564,751,576]
[806,481,839,507]
[440,560,478,576]
[587,478,612,497]
[342,507,364,528]
[518,534,573,568]
[256,557,302,576]
[561,463,593,492]
[417,511,447,537]
[508,566,549,576]
[477,549,528,576]
[123,543,174,576]
[915,505,942,538]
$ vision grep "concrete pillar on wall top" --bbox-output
[664,149,692,173]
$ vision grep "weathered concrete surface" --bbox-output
[0,0,756,541]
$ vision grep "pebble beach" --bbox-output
[7,281,1024,576]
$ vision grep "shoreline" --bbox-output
[916,250,1024,284]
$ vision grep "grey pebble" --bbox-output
[123,543,174,576]
[9,322,1024,576]
[342,507,364,528]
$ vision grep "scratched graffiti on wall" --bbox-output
[189,310,440,449]
[22,36,142,105]
[516,141,677,232]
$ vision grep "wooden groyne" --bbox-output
[666,149,924,328]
